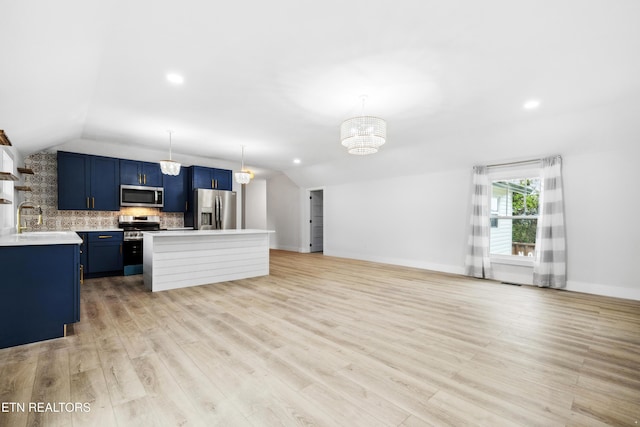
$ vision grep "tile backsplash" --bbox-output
[20,152,184,230]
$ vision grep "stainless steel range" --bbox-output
[118,215,160,275]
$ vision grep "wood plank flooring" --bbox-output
[1,250,639,426]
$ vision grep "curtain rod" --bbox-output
[486,158,542,168]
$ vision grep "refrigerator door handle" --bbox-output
[216,195,221,229]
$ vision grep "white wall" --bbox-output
[0,145,23,236]
[266,173,300,251]
[562,146,640,299]
[273,143,640,301]
[244,179,267,229]
[324,168,470,275]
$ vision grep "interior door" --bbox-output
[310,190,323,253]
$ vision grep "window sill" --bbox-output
[491,254,534,267]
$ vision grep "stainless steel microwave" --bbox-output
[120,185,164,208]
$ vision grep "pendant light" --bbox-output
[234,145,251,184]
[340,95,387,155]
[160,130,181,176]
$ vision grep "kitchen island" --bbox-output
[0,231,82,349]
[142,229,274,292]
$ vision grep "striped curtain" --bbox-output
[465,166,492,279]
[533,156,566,288]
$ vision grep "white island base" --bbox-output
[143,229,273,292]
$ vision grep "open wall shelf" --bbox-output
[0,172,19,181]
[0,130,11,146]
[17,167,34,175]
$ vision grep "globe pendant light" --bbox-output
[234,145,251,184]
[160,130,181,176]
[340,95,387,155]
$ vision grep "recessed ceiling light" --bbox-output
[523,99,541,110]
[166,73,184,85]
[293,158,301,164]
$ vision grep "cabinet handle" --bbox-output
[138,173,141,184]
[144,174,147,184]
[98,235,113,239]
[86,197,89,208]
[92,197,95,209]
[80,265,84,285]
[185,201,188,211]
[120,243,122,254]
[211,179,214,189]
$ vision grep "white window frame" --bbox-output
[488,165,541,266]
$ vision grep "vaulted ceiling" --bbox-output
[2,0,639,184]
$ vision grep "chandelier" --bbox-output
[160,130,181,176]
[340,96,387,155]
[234,145,252,184]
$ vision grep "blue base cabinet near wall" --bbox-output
[0,244,80,349]
[86,231,123,278]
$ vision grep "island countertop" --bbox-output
[142,228,274,237]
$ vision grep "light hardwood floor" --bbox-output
[1,250,639,426]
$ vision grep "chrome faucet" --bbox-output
[16,201,43,234]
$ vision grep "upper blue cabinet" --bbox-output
[58,151,120,211]
[120,159,162,187]
[58,151,232,212]
[191,166,232,191]
[162,166,188,212]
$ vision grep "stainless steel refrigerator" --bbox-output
[193,189,237,230]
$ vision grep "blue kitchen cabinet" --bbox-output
[0,244,80,349]
[191,166,232,191]
[87,231,123,277]
[120,159,162,187]
[162,166,188,212]
[57,151,90,210]
[57,151,120,211]
[78,232,88,282]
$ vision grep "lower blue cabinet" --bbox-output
[0,244,80,349]
[87,231,123,277]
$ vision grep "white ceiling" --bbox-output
[2,0,639,183]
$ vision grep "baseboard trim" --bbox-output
[324,250,465,276]
[565,280,640,301]
[324,251,640,301]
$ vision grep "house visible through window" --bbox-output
[490,177,540,257]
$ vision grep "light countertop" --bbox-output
[72,228,124,233]
[143,229,274,237]
[0,231,83,247]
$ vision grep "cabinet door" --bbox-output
[212,168,232,191]
[120,159,142,185]
[0,244,79,348]
[90,156,120,211]
[58,151,90,210]
[88,232,123,274]
[78,232,88,281]
[162,167,188,212]
[141,162,163,187]
[192,166,213,189]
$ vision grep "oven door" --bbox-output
[123,239,143,266]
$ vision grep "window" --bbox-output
[490,176,540,257]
